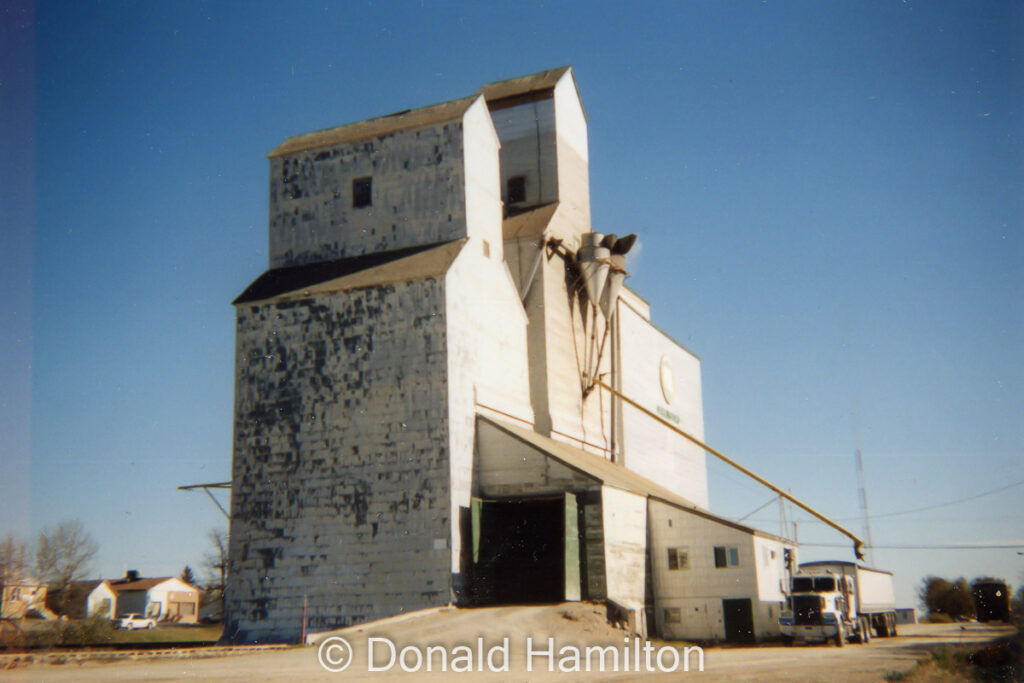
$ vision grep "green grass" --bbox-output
[21,619,222,648]
[106,623,222,644]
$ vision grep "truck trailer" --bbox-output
[780,561,898,646]
[972,579,1012,623]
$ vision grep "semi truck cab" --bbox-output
[780,571,864,646]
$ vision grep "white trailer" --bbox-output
[780,561,898,646]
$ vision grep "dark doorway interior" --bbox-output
[474,498,564,604]
[722,598,755,643]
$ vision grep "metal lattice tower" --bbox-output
[854,447,875,566]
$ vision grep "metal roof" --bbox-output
[234,239,466,305]
[268,66,583,158]
[502,202,559,240]
[268,96,480,158]
[478,66,572,102]
[107,577,182,592]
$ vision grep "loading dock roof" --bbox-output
[479,415,792,544]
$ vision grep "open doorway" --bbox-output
[473,497,567,604]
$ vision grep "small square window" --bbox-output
[507,176,526,204]
[667,547,690,570]
[353,177,372,208]
[482,240,490,259]
[664,607,681,624]
[714,545,740,568]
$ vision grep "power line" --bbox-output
[868,479,1024,520]
[736,495,779,522]
[762,479,1024,526]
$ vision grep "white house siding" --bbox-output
[648,499,791,642]
[86,582,117,618]
[227,280,452,643]
[617,300,708,508]
[268,113,469,268]
[145,579,200,622]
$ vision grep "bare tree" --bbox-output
[35,521,98,596]
[0,534,32,585]
[204,528,228,591]
[204,528,228,616]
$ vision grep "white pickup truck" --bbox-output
[779,561,898,646]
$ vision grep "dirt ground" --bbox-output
[1,604,1015,682]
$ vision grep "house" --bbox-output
[88,571,200,622]
[44,580,102,619]
[225,67,796,644]
[1,576,51,620]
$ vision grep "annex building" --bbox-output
[225,67,795,644]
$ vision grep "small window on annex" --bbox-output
[714,545,740,568]
[507,175,526,204]
[663,607,682,624]
[667,547,690,571]
[352,177,372,208]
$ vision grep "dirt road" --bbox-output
[1,605,1014,682]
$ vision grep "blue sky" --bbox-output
[2,1,1021,610]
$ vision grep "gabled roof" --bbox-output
[234,239,466,305]
[479,66,586,120]
[267,66,583,158]
[269,96,480,158]
[479,416,792,544]
[108,577,180,592]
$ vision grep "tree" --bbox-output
[204,529,228,591]
[181,565,196,586]
[918,575,975,620]
[35,521,98,595]
[204,528,229,616]
[0,534,32,585]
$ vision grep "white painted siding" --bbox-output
[601,486,647,610]
[617,300,708,508]
[86,583,117,618]
[553,73,590,229]
[461,97,504,257]
[445,232,533,575]
[648,499,794,641]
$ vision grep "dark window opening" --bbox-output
[353,177,372,208]
[507,176,526,204]
[714,545,739,568]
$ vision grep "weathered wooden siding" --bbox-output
[268,119,467,268]
[226,281,451,643]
